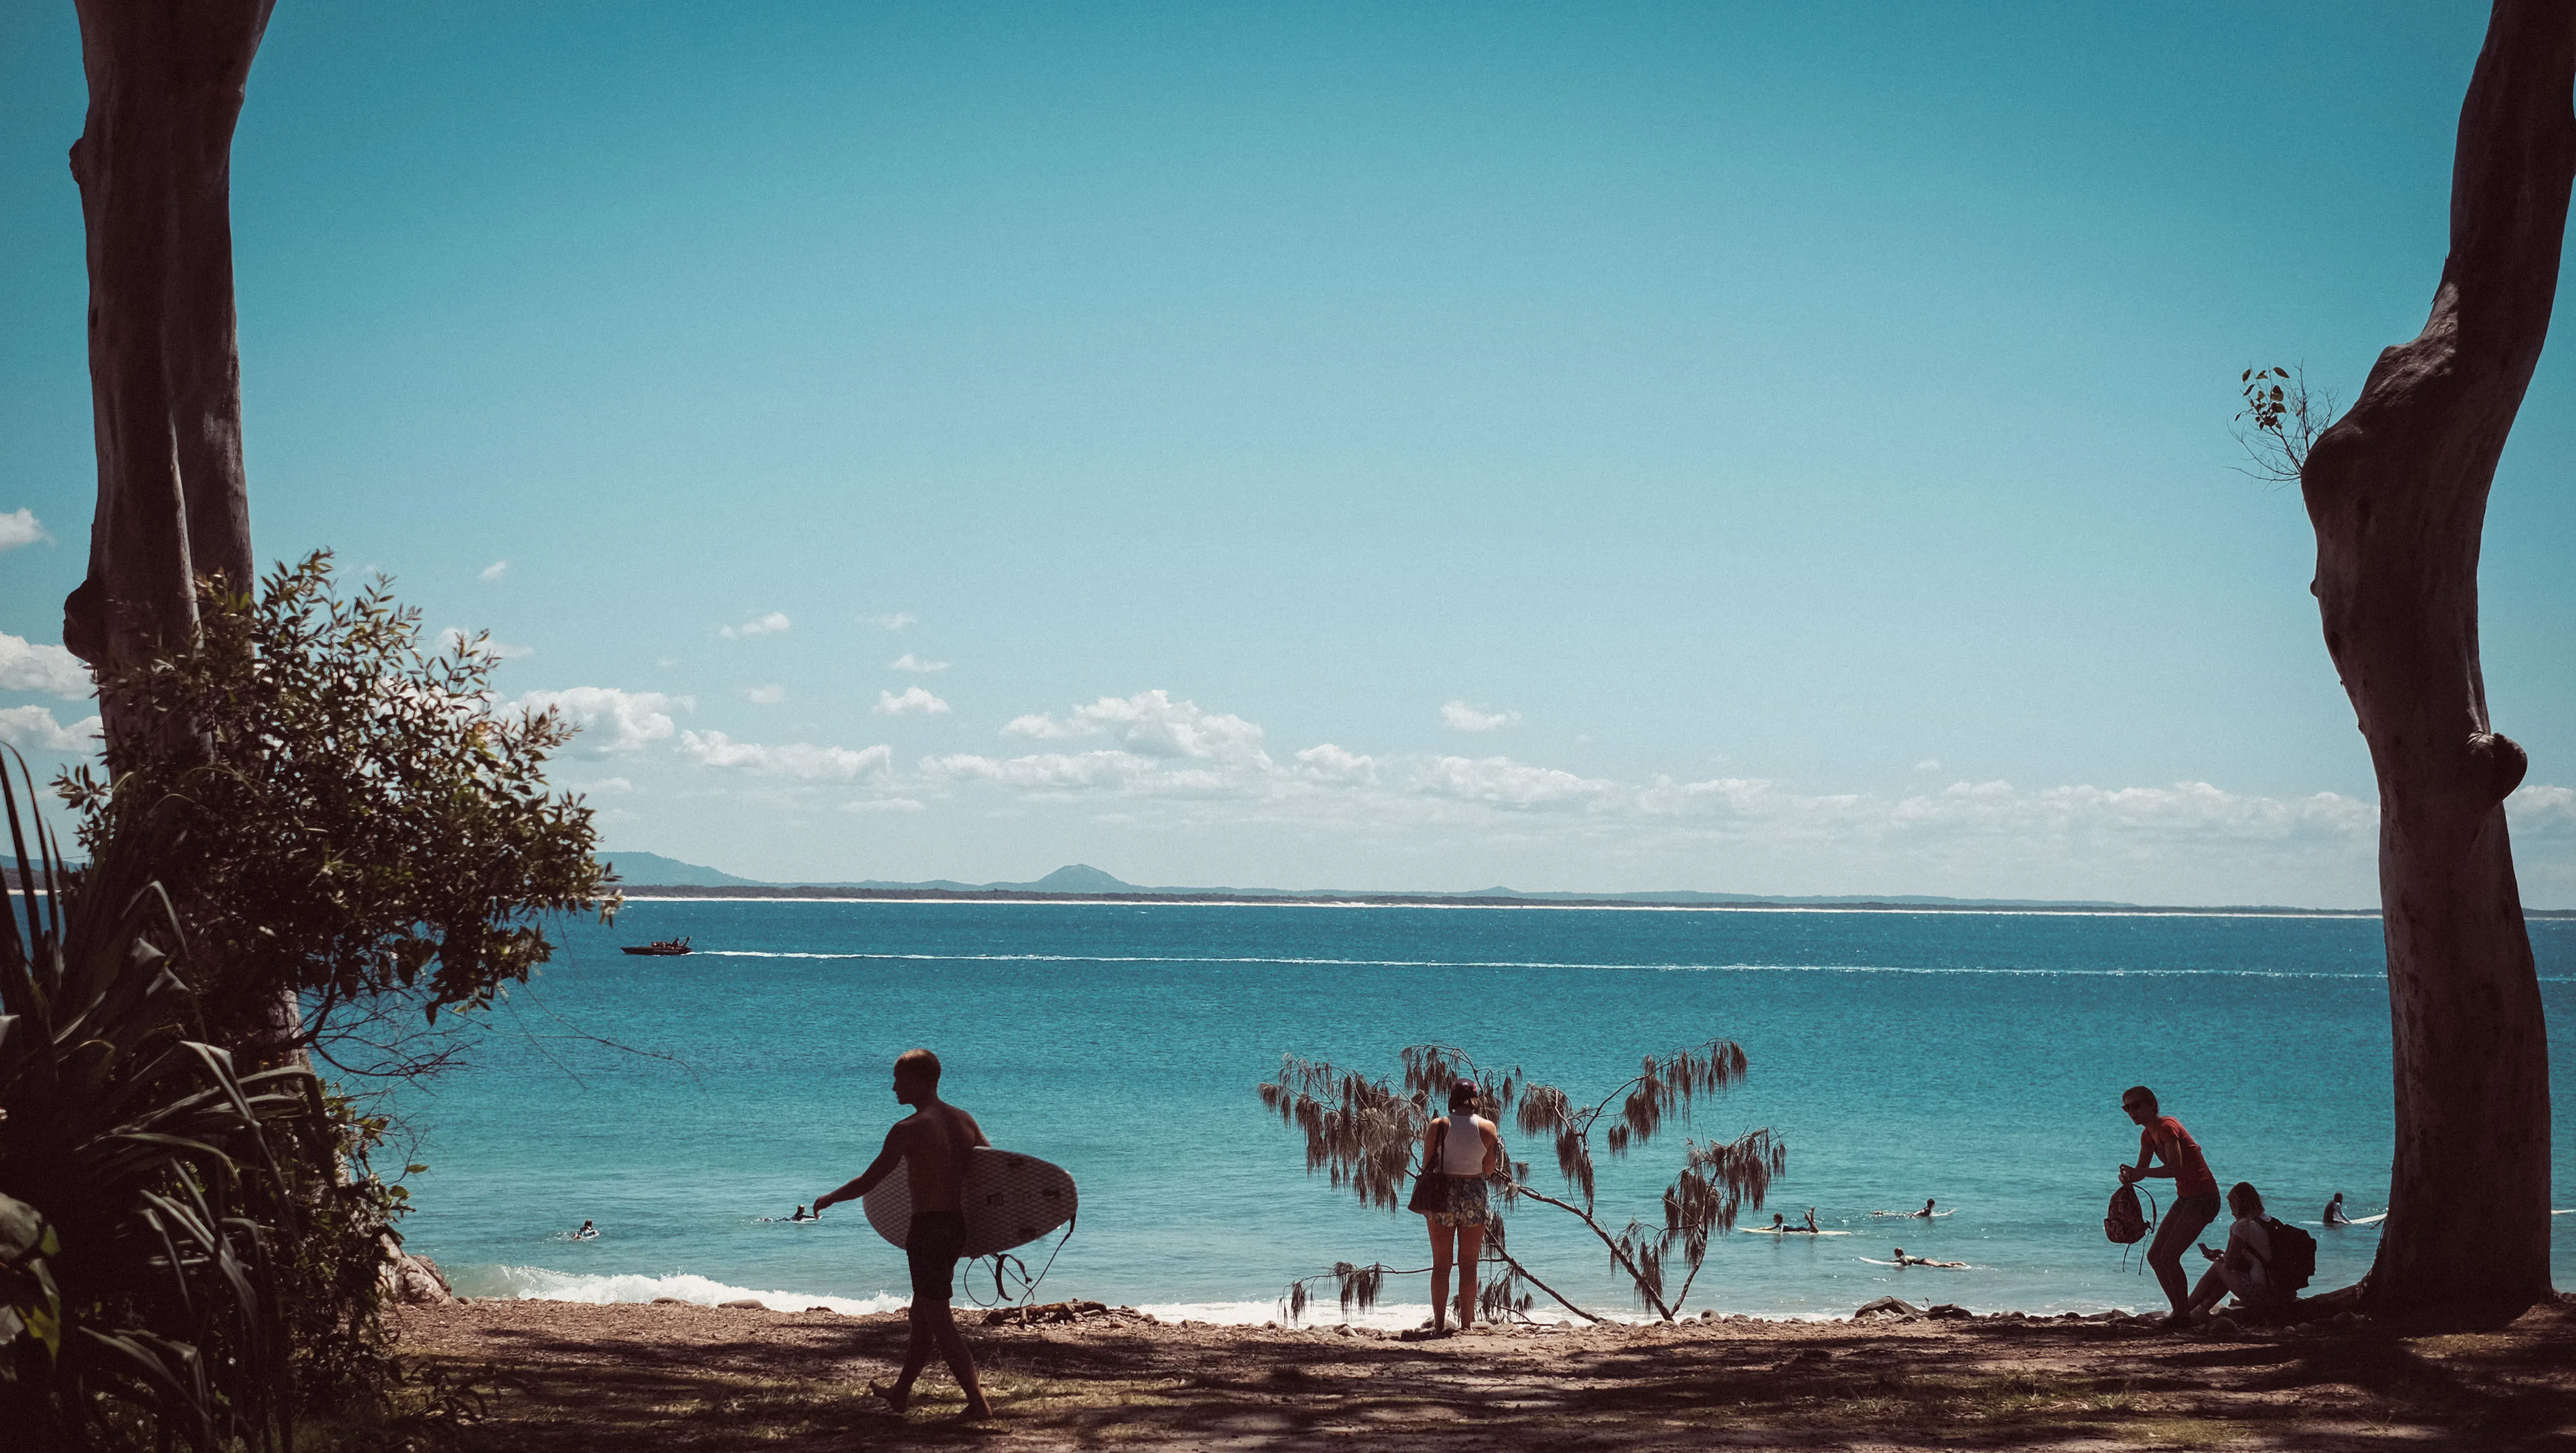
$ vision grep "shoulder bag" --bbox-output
[1405,1115,1451,1215]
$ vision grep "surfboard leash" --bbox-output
[967,1210,1078,1309]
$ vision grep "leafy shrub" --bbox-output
[60,551,611,1069]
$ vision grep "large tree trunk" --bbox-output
[61,0,271,753]
[2300,0,2573,1329]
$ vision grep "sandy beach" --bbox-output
[390,1293,2576,1450]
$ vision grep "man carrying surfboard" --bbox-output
[813,1048,995,1421]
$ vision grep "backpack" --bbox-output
[2105,1182,2151,1244]
[2257,1216,2316,1293]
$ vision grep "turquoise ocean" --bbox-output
[397,901,2576,1325]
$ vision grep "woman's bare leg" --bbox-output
[1426,1217,1457,1332]
[1454,1223,1485,1328]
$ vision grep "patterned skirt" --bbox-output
[1430,1176,1495,1228]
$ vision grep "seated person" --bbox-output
[2322,1192,2351,1227]
[2186,1182,2290,1319]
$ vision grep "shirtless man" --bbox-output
[814,1048,994,1420]
[1891,1247,1967,1269]
[2322,1192,2351,1227]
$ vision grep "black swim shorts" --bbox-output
[906,1210,968,1304]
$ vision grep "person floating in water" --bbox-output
[573,1220,597,1239]
[2119,1084,2222,1329]
[789,1204,816,1222]
[1892,1247,1967,1269]
[2322,1192,2351,1227]
[814,1048,995,1421]
[1876,1198,1938,1218]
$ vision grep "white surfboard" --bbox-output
[1870,1210,1955,1218]
[1858,1256,1972,1269]
[862,1146,1077,1259]
[1742,1226,1853,1236]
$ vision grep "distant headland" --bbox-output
[597,853,2574,918]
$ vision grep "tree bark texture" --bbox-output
[2300,0,2574,1327]
[62,0,271,747]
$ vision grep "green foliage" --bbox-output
[58,551,611,1064]
[1258,1039,1785,1322]
[0,752,314,1451]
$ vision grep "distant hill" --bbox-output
[598,851,762,888]
[590,856,2456,915]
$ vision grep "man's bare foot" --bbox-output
[868,1380,911,1414]
[963,1396,997,1420]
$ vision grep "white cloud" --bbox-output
[0,510,47,552]
[1414,755,1609,806]
[876,686,951,716]
[2510,783,2575,839]
[1442,701,1521,732]
[890,653,949,674]
[0,705,101,752]
[680,730,892,781]
[746,684,787,704]
[515,687,689,755]
[577,777,636,795]
[843,797,926,814]
[719,612,792,639]
[1000,690,1271,768]
[0,632,92,699]
[865,612,919,631]
[892,686,2435,900]
[1915,758,1942,772]
[1293,743,1378,785]
[439,627,533,659]
[479,560,509,582]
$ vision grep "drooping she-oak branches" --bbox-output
[2294,1,2574,1328]
[1257,1040,1784,1323]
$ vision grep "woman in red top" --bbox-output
[2119,1085,2222,1327]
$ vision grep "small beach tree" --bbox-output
[1257,1040,1784,1323]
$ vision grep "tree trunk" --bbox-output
[61,0,271,752]
[2300,0,2574,1329]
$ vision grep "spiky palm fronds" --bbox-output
[0,751,313,1451]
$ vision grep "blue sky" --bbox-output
[4,2,2571,905]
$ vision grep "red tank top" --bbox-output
[2152,1116,2219,1199]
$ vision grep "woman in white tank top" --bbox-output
[1420,1077,1502,1334]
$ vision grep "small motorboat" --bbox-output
[620,936,692,957]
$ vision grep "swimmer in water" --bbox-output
[574,1220,596,1239]
[1892,1247,1967,1269]
[2323,1192,2351,1227]
[790,1204,816,1222]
